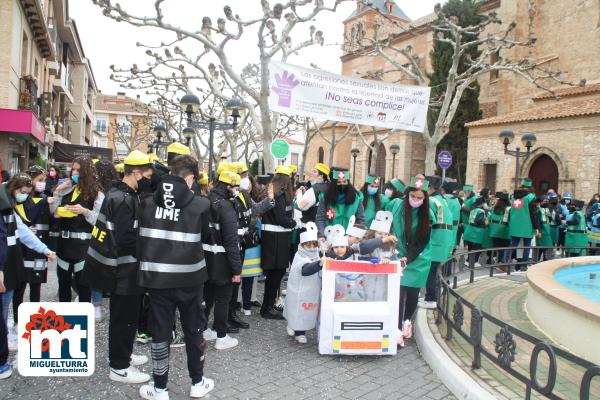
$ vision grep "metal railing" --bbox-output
[435,246,600,400]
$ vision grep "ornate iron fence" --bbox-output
[435,246,600,400]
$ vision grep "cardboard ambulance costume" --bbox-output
[319,241,403,355]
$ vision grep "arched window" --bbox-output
[318,147,324,164]
[367,143,387,183]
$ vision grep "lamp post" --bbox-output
[390,144,399,180]
[351,147,360,186]
[150,123,167,160]
[183,127,195,146]
[498,129,537,190]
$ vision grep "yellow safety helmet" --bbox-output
[148,152,159,162]
[288,165,298,173]
[218,170,241,186]
[198,173,209,185]
[314,163,330,176]
[166,142,191,156]
[275,165,292,176]
[216,162,230,176]
[114,163,125,173]
[231,161,248,174]
[124,150,152,166]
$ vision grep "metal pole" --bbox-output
[514,147,521,190]
[352,156,356,186]
[392,154,396,178]
[442,167,446,183]
[208,117,215,181]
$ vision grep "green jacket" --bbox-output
[536,207,553,247]
[508,192,536,238]
[429,193,454,262]
[565,210,588,254]
[463,207,488,245]
[364,194,389,227]
[489,207,511,240]
[445,195,461,248]
[461,195,477,226]
[318,191,363,231]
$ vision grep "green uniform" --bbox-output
[319,192,363,230]
[461,195,477,226]
[364,194,389,227]
[429,193,454,262]
[463,208,488,245]
[508,192,536,238]
[392,200,432,288]
[489,207,511,240]
[565,210,588,254]
[536,207,553,247]
[445,195,461,248]
[548,208,560,244]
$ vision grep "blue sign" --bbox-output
[437,151,453,169]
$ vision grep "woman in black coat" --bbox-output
[260,171,296,319]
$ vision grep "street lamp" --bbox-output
[498,129,537,189]
[180,92,200,124]
[390,144,400,180]
[151,123,167,159]
[351,147,360,186]
[183,126,195,146]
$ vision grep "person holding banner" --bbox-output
[315,168,364,239]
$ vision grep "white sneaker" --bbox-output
[295,335,307,344]
[474,262,482,268]
[7,334,17,352]
[139,384,169,399]
[402,320,413,339]
[203,328,218,341]
[215,335,238,350]
[6,318,14,332]
[109,366,150,384]
[95,305,103,322]
[286,326,294,337]
[421,301,437,309]
[281,289,287,296]
[130,353,148,367]
[190,377,215,398]
[242,309,251,316]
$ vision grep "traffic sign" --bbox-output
[437,151,453,169]
[270,139,290,159]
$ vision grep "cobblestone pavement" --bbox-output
[0,264,455,400]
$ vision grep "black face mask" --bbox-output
[337,184,348,192]
[137,176,153,194]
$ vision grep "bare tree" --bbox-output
[355,125,395,176]
[345,3,582,174]
[311,120,355,166]
[92,0,348,172]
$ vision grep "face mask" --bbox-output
[239,177,251,191]
[409,197,424,208]
[564,199,571,205]
[71,174,79,184]
[35,181,46,193]
[337,184,348,192]
[367,187,378,196]
[384,189,393,199]
[15,193,29,203]
[137,176,152,194]
[49,170,57,178]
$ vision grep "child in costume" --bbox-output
[284,223,324,344]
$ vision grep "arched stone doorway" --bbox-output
[528,154,559,195]
[367,143,387,183]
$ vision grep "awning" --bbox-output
[0,109,46,144]
[53,142,113,163]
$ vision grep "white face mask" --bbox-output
[239,177,251,191]
[384,189,393,199]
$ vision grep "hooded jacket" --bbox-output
[137,175,210,289]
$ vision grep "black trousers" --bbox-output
[204,282,233,338]
[138,293,151,336]
[492,238,511,263]
[109,293,141,370]
[467,243,482,263]
[398,286,420,327]
[241,277,254,310]
[0,294,8,366]
[262,269,286,310]
[148,286,206,389]
[13,281,42,323]
[57,263,90,302]
[424,262,440,302]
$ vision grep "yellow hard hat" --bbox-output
[148,153,159,162]
[231,161,248,174]
[114,163,125,173]
[275,165,292,176]
[124,150,152,166]
[216,162,230,176]
[219,170,241,186]
[288,165,298,173]
[314,163,330,176]
[198,173,209,185]
[167,142,191,156]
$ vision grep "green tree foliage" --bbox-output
[428,0,483,183]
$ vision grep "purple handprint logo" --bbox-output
[272,70,300,108]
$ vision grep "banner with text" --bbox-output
[269,61,430,132]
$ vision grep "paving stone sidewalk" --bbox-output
[0,264,455,400]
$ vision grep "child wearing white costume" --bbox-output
[284,223,323,344]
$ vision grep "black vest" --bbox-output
[0,184,23,291]
[57,186,95,262]
[15,195,50,283]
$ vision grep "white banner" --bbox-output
[269,61,430,132]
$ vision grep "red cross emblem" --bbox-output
[337,171,346,181]
[326,207,336,220]
[512,199,523,209]
[414,178,424,189]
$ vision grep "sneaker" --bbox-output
[7,334,17,352]
[0,362,12,379]
[295,335,307,344]
[170,332,185,348]
[136,332,151,344]
[203,328,218,341]
[281,289,287,296]
[190,377,215,398]
[402,320,413,339]
[286,326,294,337]
[95,305,103,322]
[242,309,251,316]
[139,384,169,400]
[215,335,238,350]
[420,301,437,309]
[110,366,150,384]
[130,353,148,367]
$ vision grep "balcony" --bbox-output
[52,64,74,102]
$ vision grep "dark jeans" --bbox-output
[138,293,151,336]
[492,238,511,263]
[262,269,286,310]
[467,243,482,263]
[57,264,90,302]
[398,286,420,327]
[241,277,253,310]
[13,281,41,324]
[109,294,141,370]
[148,286,206,389]
[0,294,8,366]
[424,262,440,302]
[511,237,532,262]
[204,282,233,338]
